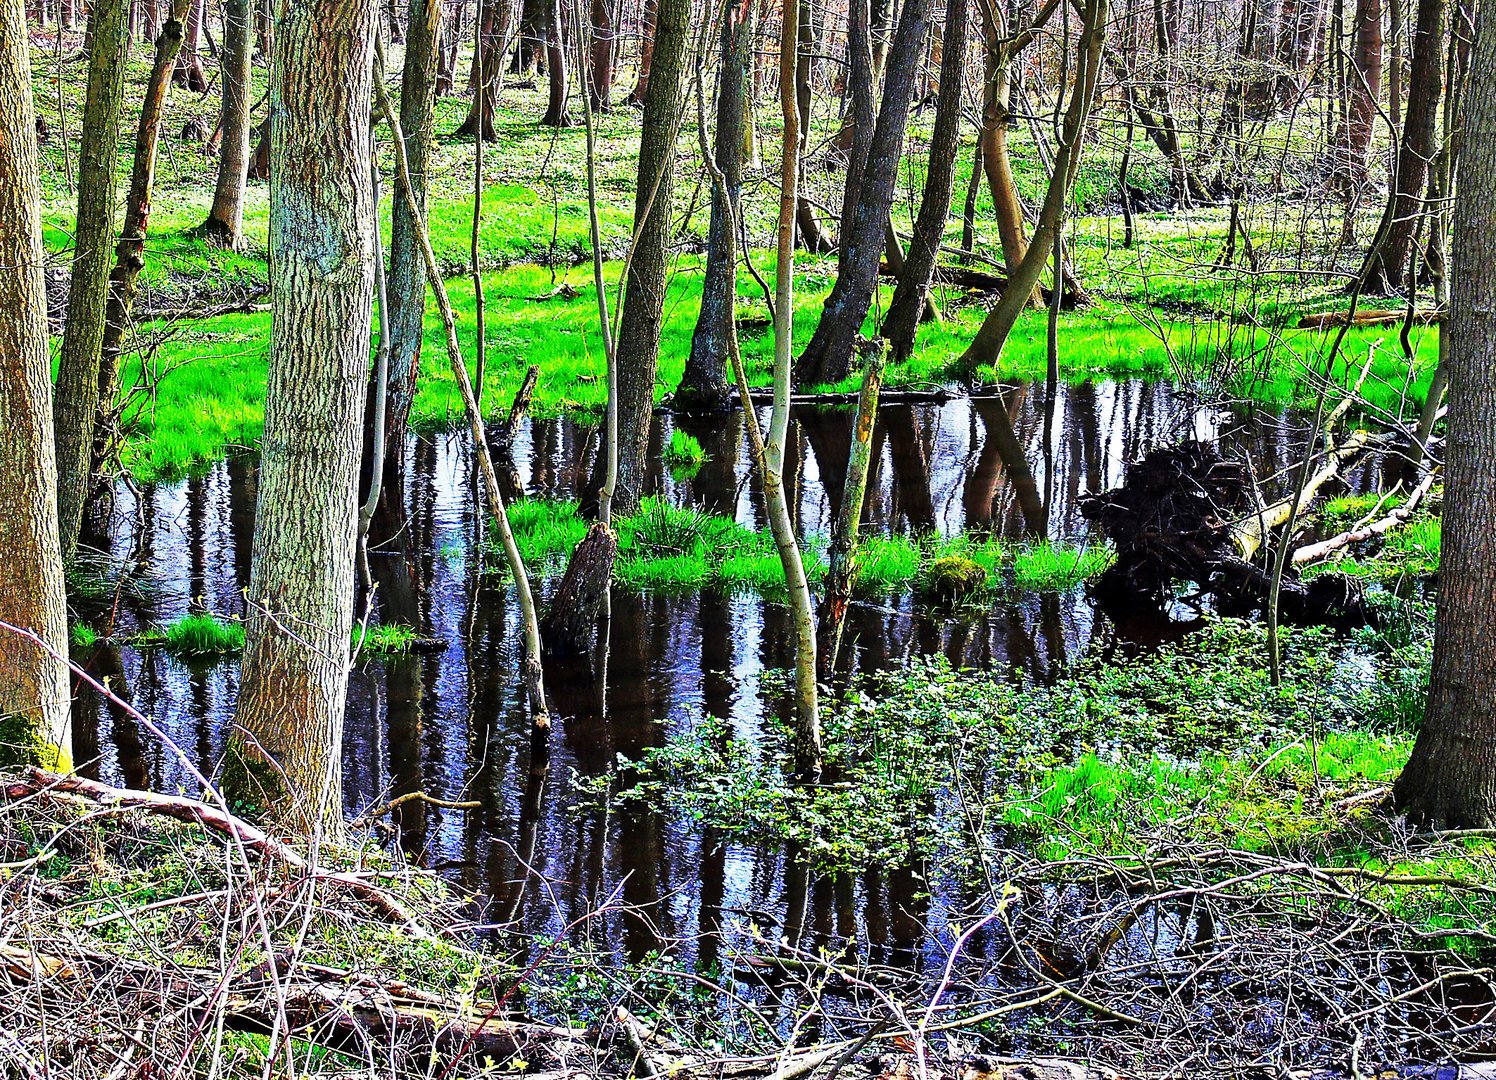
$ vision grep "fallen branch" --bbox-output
[1296,309,1443,330]
[1292,468,1439,564]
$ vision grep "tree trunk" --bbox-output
[225,0,378,836]
[94,0,192,508]
[386,0,442,474]
[201,0,253,248]
[540,521,617,655]
[589,0,614,107]
[171,0,206,90]
[456,0,500,139]
[630,0,656,103]
[0,0,71,768]
[53,0,130,564]
[1359,0,1445,293]
[540,0,569,124]
[881,0,968,361]
[1333,0,1383,190]
[955,0,1108,377]
[680,0,753,413]
[612,0,689,514]
[793,0,834,251]
[793,0,936,387]
[1274,0,1327,106]
[1393,0,1496,828]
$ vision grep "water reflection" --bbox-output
[69,379,1386,980]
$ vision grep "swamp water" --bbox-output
[70,379,1386,976]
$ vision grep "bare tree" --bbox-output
[201,0,255,248]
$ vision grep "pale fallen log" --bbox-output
[1296,309,1442,330]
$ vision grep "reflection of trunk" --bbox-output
[1393,10,1496,827]
[613,0,690,513]
[680,0,753,413]
[1359,0,1445,293]
[794,0,935,386]
[956,0,1108,377]
[881,0,968,361]
[0,9,72,766]
[387,0,443,478]
[966,388,1045,533]
[884,407,936,532]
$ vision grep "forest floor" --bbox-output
[31,33,1441,481]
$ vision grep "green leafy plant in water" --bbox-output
[352,623,419,655]
[161,614,245,657]
[664,429,708,479]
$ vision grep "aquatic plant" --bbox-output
[1013,541,1114,590]
[352,623,419,655]
[663,429,708,478]
[162,614,245,657]
[68,624,99,650]
[925,554,987,599]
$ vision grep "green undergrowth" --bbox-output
[616,610,1434,873]
[79,614,420,659]
[500,497,1113,597]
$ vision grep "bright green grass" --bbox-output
[352,623,419,655]
[69,623,99,650]
[664,429,708,478]
[160,614,245,657]
[504,497,1109,598]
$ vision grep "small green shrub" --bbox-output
[352,623,418,655]
[664,429,708,478]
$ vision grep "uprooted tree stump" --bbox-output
[1081,440,1368,627]
[540,521,618,658]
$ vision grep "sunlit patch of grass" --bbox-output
[352,623,419,655]
[160,614,245,657]
[664,428,708,478]
[853,536,922,594]
[69,623,98,650]
[1013,542,1115,591]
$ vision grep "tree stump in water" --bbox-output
[540,521,617,658]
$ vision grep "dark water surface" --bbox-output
[70,379,1386,974]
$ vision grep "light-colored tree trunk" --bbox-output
[201,0,253,248]
[0,0,71,768]
[1393,0,1496,828]
[54,0,130,562]
[226,0,379,836]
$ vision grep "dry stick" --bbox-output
[373,37,551,731]
[1292,466,1439,564]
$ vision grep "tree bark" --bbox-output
[1359,0,1446,293]
[540,521,617,655]
[612,0,690,514]
[1393,0,1496,828]
[0,0,71,768]
[793,0,936,386]
[54,0,130,564]
[171,0,206,90]
[793,0,834,251]
[540,0,570,125]
[1333,0,1383,190]
[630,0,656,103]
[456,0,500,139]
[589,0,614,107]
[680,0,753,413]
[386,0,443,474]
[881,0,968,361]
[225,0,378,836]
[201,0,253,248]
